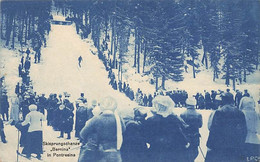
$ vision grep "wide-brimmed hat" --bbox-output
[152,95,174,117]
[239,97,255,111]
[100,96,117,111]
[186,97,196,108]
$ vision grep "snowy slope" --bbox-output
[29,23,138,117]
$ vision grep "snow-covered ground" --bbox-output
[0,15,259,162]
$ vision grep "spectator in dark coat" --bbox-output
[143,95,188,162]
[46,94,58,126]
[148,94,153,107]
[211,90,217,110]
[75,103,88,139]
[0,91,9,121]
[205,92,247,162]
[235,90,243,108]
[37,94,47,114]
[76,93,87,109]
[57,105,74,139]
[194,93,199,109]
[21,56,24,68]
[121,107,148,162]
[18,64,22,77]
[24,59,31,72]
[25,48,30,57]
[243,89,250,97]
[0,116,7,143]
[63,95,74,111]
[77,101,98,162]
[226,89,234,103]
[205,91,212,109]
[143,94,148,106]
[21,95,32,120]
[198,94,205,109]
[180,98,202,162]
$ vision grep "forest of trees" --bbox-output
[55,0,259,89]
[0,1,52,52]
[1,0,259,90]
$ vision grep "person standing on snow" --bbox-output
[143,95,189,162]
[0,116,7,143]
[10,94,21,123]
[0,91,9,121]
[75,93,87,109]
[63,93,74,112]
[78,56,83,67]
[121,107,148,162]
[57,104,74,139]
[80,96,125,162]
[25,48,30,58]
[75,103,88,140]
[180,97,202,162]
[205,92,247,162]
[239,96,260,160]
[235,90,243,108]
[21,104,45,160]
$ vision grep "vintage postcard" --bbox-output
[0,0,259,162]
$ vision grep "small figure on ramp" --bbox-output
[78,56,83,67]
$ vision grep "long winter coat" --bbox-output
[80,111,125,150]
[239,97,260,144]
[180,108,202,162]
[75,106,88,137]
[206,104,247,162]
[0,95,9,113]
[80,111,125,162]
[22,110,45,132]
[121,120,148,162]
[180,108,202,146]
[57,108,74,133]
[143,113,188,162]
[10,96,20,122]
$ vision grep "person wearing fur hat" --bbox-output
[80,96,125,162]
[180,97,202,162]
[143,95,189,162]
[205,92,247,162]
[239,97,260,159]
[21,104,45,160]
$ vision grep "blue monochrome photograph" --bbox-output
[0,0,259,162]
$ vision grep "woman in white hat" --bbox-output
[239,97,260,159]
[143,95,188,162]
[21,104,45,160]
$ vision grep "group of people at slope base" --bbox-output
[1,89,259,162]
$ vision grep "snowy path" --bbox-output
[30,23,138,116]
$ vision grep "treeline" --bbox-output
[56,0,260,89]
[0,1,52,52]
